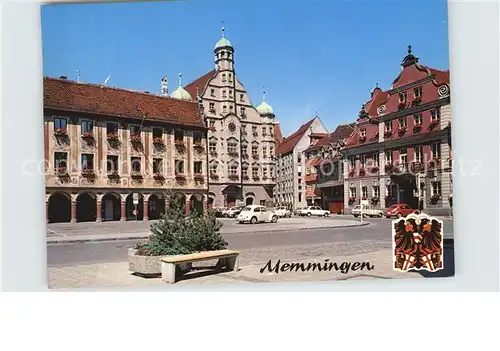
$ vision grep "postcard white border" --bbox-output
[1,0,499,294]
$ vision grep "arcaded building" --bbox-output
[44,77,208,223]
[342,46,452,216]
[181,28,282,208]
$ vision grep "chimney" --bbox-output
[59,76,68,80]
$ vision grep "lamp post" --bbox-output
[359,179,363,223]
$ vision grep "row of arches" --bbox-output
[47,192,206,224]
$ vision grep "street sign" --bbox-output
[132,193,139,205]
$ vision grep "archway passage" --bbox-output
[102,193,121,221]
[149,194,166,220]
[48,192,71,223]
[222,185,241,207]
[207,197,214,210]
[190,194,204,215]
[126,193,143,220]
[245,197,254,205]
[76,193,96,222]
[390,174,418,208]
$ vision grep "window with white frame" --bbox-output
[399,92,407,102]
[414,146,423,163]
[263,147,267,158]
[414,113,423,125]
[360,155,367,167]
[229,164,238,176]
[400,148,408,164]
[385,150,393,164]
[385,121,392,132]
[209,103,216,113]
[227,140,238,154]
[431,181,442,196]
[431,143,441,159]
[431,108,441,121]
[372,153,379,167]
[222,74,226,82]
[361,186,368,198]
[373,185,380,197]
[223,105,227,113]
[349,157,356,168]
[209,141,217,154]
[209,163,217,175]
[210,89,215,97]
[349,187,357,198]
[263,168,268,179]
[413,86,423,98]
[399,117,407,128]
[222,90,227,99]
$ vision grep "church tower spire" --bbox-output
[214,22,234,71]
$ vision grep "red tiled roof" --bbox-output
[310,133,328,138]
[276,117,316,156]
[304,123,355,152]
[274,124,284,145]
[44,77,205,128]
[422,66,450,85]
[184,69,217,99]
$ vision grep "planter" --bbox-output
[128,248,192,277]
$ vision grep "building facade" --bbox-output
[274,117,329,209]
[303,124,354,213]
[342,47,452,216]
[44,77,209,223]
[182,28,281,208]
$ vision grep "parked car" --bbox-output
[296,206,330,217]
[293,208,303,216]
[225,207,242,218]
[351,204,383,218]
[275,207,292,218]
[384,204,419,218]
[212,207,224,217]
[236,205,278,224]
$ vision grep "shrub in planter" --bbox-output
[131,204,227,275]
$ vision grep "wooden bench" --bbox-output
[161,249,240,284]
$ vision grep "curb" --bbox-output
[47,222,371,245]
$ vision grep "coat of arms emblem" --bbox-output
[392,213,444,272]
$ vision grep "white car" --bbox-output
[351,204,383,218]
[225,207,241,218]
[275,207,292,218]
[236,205,278,224]
[297,206,330,217]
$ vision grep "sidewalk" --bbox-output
[46,218,370,244]
[48,249,421,289]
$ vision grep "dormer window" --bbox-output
[399,92,407,102]
[210,89,215,97]
[240,94,244,102]
[222,73,226,82]
[360,129,367,137]
[413,86,423,98]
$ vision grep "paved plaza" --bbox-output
[46,216,454,289]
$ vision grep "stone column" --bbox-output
[164,193,170,215]
[96,201,102,222]
[185,196,191,215]
[143,200,149,221]
[70,201,77,223]
[120,200,126,221]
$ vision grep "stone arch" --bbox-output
[102,192,121,221]
[47,192,71,223]
[222,185,241,207]
[149,193,166,220]
[76,192,97,222]
[125,193,143,220]
[190,194,204,215]
[245,192,255,206]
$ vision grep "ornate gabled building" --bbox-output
[274,116,329,209]
[302,124,354,213]
[44,77,208,223]
[182,27,281,208]
[341,46,452,216]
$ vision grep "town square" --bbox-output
[41,0,454,288]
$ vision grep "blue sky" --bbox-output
[41,0,449,137]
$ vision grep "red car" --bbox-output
[384,204,419,218]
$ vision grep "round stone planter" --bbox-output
[128,248,192,277]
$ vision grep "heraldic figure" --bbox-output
[392,213,444,272]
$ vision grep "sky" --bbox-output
[41,0,450,137]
